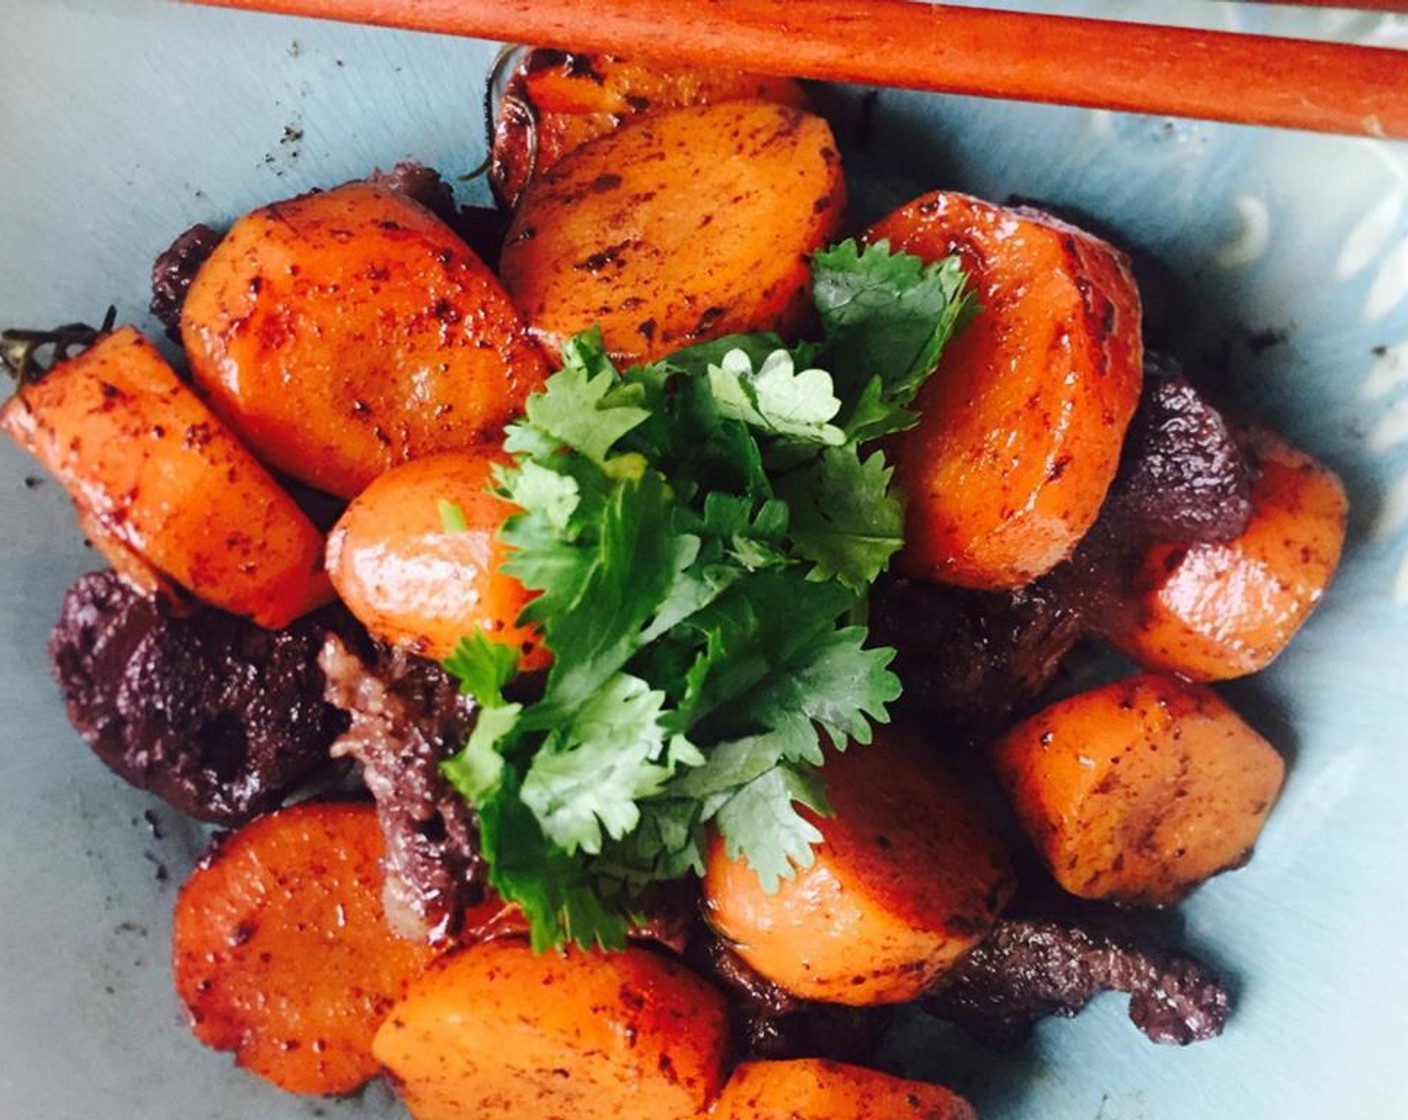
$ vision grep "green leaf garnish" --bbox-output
[442,241,970,949]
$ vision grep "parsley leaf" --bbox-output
[441,240,971,950]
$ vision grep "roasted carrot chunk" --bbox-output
[491,48,808,205]
[500,100,844,364]
[0,327,330,627]
[703,730,1012,1006]
[372,939,729,1120]
[325,451,546,667]
[181,181,549,498]
[713,1059,977,1120]
[172,802,441,1095]
[1102,426,1348,680]
[868,192,1143,590]
[992,673,1286,905]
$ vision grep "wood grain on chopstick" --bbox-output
[186,0,1408,139]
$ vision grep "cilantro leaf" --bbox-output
[506,330,649,468]
[774,447,904,590]
[521,674,683,855]
[441,701,521,804]
[439,239,972,951]
[443,630,520,708]
[708,348,846,446]
[712,765,829,893]
[812,238,972,441]
[475,767,629,952]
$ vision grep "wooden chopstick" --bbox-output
[185,0,1408,139]
[1249,1,1408,9]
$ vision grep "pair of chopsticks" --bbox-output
[187,0,1408,139]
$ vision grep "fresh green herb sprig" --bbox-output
[441,240,971,951]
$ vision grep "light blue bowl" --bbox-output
[1,2,1405,1117]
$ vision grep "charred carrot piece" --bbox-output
[500,100,844,364]
[491,48,808,205]
[869,192,1143,590]
[704,728,1012,1006]
[1,327,331,627]
[172,801,442,1095]
[372,938,729,1120]
[993,673,1286,905]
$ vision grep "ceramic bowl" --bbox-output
[1,2,1405,1117]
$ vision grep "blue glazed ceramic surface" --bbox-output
[1,2,1405,1117]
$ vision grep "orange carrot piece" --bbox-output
[500,100,844,364]
[326,450,547,668]
[992,673,1286,905]
[1103,426,1348,681]
[172,801,442,1095]
[372,939,729,1120]
[0,327,331,627]
[713,1059,977,1120]
[868,192,1143,590]
[491,49,808,204]
[703,730,1012,1006]
[181,181,549,498]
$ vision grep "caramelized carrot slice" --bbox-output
[491,49,808,204]
[0,327,330,627]
[372,939,729,1120]
[326,450,546,667]
[1104,425,1348,680]
[868,192,1143,590]
[181,181,549,498]
[500,100,844,364]
[172,802,441,1095]
[714,1059,977,1120]
[992,673,1286,905]
[703,730,1012,1006]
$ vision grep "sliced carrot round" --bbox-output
[869,192,1144,590]
[500,100,844,364]
[1105,426,1347,680]
[703,730,1012,1006]
[326,450,546,668]
[713,1059,977,1120]
[0,327,330,627]
[992,673,1286,905]
[492,49,808,204]
[181,181,549,499]
[372,939,729,1120]
[172,802,441,1095]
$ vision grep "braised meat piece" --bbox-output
[697,934,893,1063]
[49,570,345,826]
[925,912,1230,1048]
[367,161,508,268]
[1100,355,1254,546]
[149,223,222,341]
[870,577,1084,733]
[319,635,484,944]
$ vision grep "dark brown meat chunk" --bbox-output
[1041,355,1255,634]
[924,913,1230,1048]
[1100,355,1254,546]
[149,223,222,341]
[367,161,508,268]
[319,635,484,944]
[870,576,1084,734]
[366,161,461,225]
[49,570,345,826]
[695,933,893,1063]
